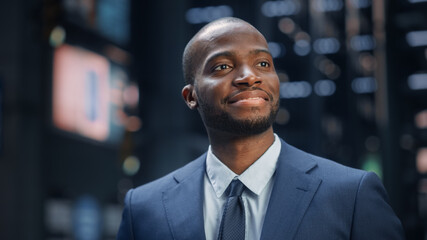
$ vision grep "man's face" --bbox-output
[187,22,280,135]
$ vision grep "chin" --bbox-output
[229,107,272,119]
[206,113,275,136]
[199,98,279,136]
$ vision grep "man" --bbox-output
[117,17,404,240]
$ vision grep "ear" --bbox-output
[182,84,198,109]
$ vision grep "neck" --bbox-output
[207,127,275,175]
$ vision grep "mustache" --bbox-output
[223,87,274,104]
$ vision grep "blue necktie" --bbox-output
[218,179,246,240]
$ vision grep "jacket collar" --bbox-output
[163,139,322,240]
[162,154,207,240]
[260,139,321,240]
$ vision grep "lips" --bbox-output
[227,90,270,104]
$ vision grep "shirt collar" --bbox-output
[206,134,281,198]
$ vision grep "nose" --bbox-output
[233,66,262,88]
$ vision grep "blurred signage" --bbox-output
[52,44,137,144]
[53,44,111,141]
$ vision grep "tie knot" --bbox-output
[228,179,245,197]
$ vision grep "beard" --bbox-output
[197,92,279,136]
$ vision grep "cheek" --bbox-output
[274,81,280,96]
[197,79,228,100]
[267,75,280,97]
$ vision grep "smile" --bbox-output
[232,98,266,106]
[245,97,264,100]
[234,97,266,102]
[227,90,270,104]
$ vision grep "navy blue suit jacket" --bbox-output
[117,139,404,239]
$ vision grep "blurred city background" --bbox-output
[0,0,426,239]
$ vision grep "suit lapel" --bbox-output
[163,155,207,240]
[261,140,322,240]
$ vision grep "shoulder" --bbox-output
[277,139,404,238]
[116,154,207,239]
[128,153,206,203]
[310,153,367,181]
[280,138,366,178]
[309,153,382,197]
[279,138,373,192]
[279,139,392,211]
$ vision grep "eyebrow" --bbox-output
[249,49,272,57]
[204,51,235,66]
[204,48,272,66]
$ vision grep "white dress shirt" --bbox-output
[203,134,281,240]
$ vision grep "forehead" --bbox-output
[198,22,262,41]
[193,22,269,60]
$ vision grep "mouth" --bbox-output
[227,89,270,105]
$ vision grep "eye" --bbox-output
[213,64,231,71]
[256,61,270,68]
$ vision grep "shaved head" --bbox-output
[182,17,265,85]
[180,16,279,138]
